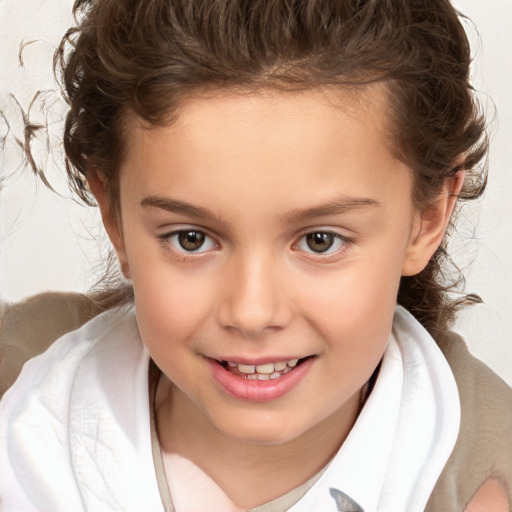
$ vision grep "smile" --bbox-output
[219,358,302,380]
[209,356,314,402]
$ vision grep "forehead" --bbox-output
[134,85,394,153]
[120,85,412,216]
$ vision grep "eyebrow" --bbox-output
[140,194,380,223]
[282,196,380,223]
[141,195,219,221]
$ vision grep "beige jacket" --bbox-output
[1,292,511,511]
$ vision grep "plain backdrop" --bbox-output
[1,0,511,384]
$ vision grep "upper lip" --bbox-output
[208,355,309,365]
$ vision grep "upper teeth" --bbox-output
[227,359,300,375]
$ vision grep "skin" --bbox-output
[89,86,464,510]
[466,479,509,512]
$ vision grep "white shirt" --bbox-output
[0,306,460,512]
[288,307,460,512]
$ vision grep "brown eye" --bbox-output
[177,230,206,251]
[305,232,336,253]
[161,229,216,254]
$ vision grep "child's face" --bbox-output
[98,87,442,446]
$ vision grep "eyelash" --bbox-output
[292,230,353,261]
[157,229,218,256]
[157,228,353,261]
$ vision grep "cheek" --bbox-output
[129,260,218,350]
[296,256,403,323]
[291,246,404,366]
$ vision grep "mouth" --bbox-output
[217,357,310,381]
[209,355,315,401]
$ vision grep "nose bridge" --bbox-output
[219,249,291,336]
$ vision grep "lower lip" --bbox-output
[208,357,314,402]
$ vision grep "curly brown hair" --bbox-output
[56,0,487,339]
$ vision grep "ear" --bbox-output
[87,167,131,279]
[401,170,465,276]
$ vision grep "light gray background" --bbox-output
[1,0,511,384]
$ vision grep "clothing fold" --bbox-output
[0,306,460,512]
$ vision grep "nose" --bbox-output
[217,253,293,337]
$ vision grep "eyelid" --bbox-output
[157,226,220,255]
[292,228,354,260]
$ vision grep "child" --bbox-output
[1,0,511,510]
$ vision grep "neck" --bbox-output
[155,376,362,509]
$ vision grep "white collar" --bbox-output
[0,306,163,511]
[288,306,461,512]
[0,306,459,512]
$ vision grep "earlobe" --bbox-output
[402,170,465,276]
[86,167,131,278]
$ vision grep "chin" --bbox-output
[214,414,309,446]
